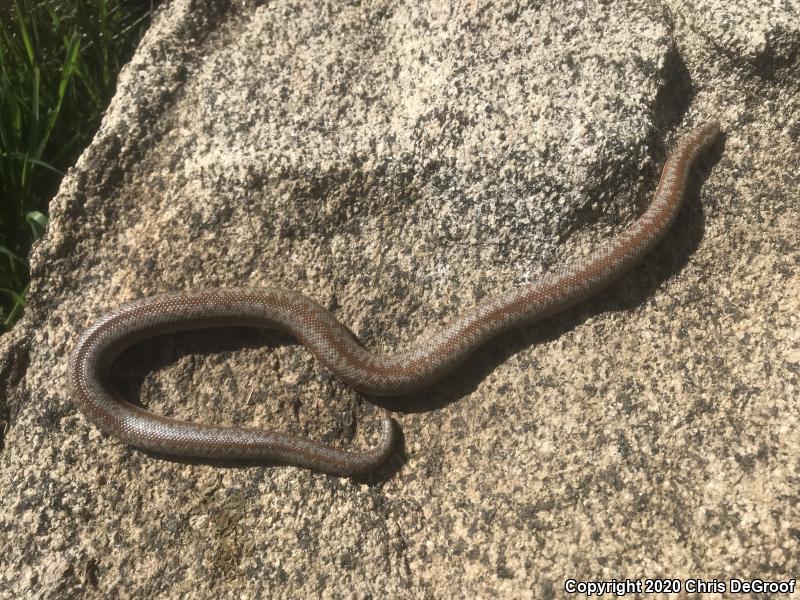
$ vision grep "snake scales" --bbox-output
[68,122,720,474]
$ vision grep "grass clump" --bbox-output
[0,0,153,330]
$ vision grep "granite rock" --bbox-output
[1,0,798,597]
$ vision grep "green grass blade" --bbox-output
[1,284,28,330]
[13,0,35,66]
[25,210,47,239]
[0,151,64,176]
[35,33,80,161]
[0,247,24,264]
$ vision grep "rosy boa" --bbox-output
[68,122,720,475]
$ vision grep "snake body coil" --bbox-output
[68,123,720,475]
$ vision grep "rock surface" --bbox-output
[1,0,798,596]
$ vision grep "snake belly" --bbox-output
[67,122,720,475]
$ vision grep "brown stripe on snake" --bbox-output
[68,122,720,475]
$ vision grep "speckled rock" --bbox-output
[1,0,798,597]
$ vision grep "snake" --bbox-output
[68,122,720,475]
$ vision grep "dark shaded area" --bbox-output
[107,326,294,418]
[652,45,694,135]
[0,335,30,452]
[754,26,800,80]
